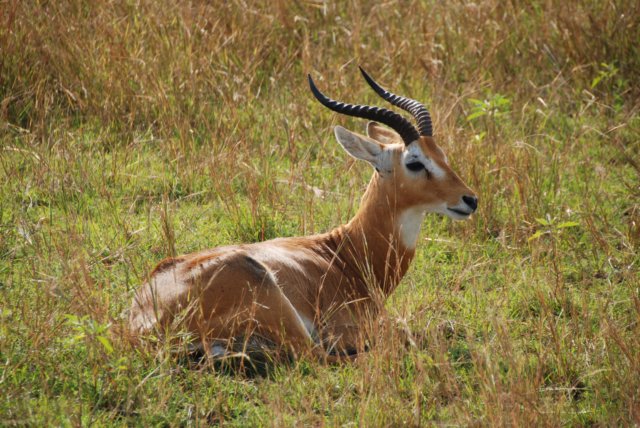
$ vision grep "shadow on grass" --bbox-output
[176,338,296,379]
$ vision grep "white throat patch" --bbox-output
[398,206,426,249]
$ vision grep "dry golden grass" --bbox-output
[1,0,639,425]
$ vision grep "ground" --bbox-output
[1,1,639,425]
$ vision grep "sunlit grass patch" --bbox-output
[1,0,639,425]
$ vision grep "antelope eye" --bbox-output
[406,162,424,172]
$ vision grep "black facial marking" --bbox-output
[406,161,424,172]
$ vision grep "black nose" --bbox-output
[462,195,478,211]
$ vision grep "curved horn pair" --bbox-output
[308,68,433,145]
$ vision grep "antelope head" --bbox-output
[308,68,478,232]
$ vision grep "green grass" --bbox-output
[1,0,639,425]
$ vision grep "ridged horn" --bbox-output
[308,74,420,145]
[359,67,433,137]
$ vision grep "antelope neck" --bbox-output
[328,174,420,295]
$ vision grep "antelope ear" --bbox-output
[334,126,384,167]
[366,121,401,145]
